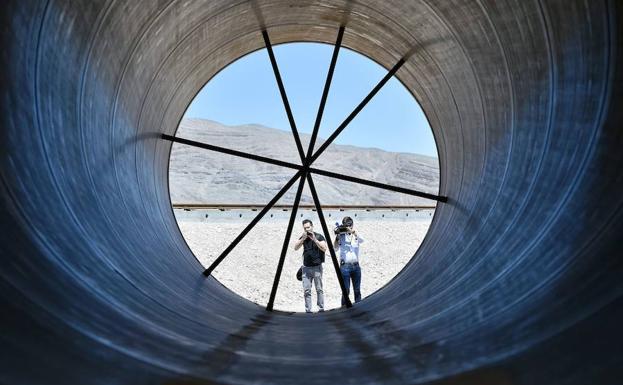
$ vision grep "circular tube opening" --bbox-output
[168,42,440,312]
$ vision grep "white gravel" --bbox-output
[178,216,432,312]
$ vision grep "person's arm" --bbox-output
[309,233,328,252]
[293,233,306,250]
[333,235,340,250]
[351,229,363,243]
[316,239,328,253]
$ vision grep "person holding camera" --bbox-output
[293,219,327,313]
[333,216,364,306]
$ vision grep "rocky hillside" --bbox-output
[169,118,439,206]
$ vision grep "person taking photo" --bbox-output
[333,216,364,306]
[293,219,327,313]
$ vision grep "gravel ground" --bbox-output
[178,219,432,312]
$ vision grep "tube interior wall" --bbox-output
[1,1,622,384]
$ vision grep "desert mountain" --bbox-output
[169,118,439,206]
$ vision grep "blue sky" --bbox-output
[183,42,438,157]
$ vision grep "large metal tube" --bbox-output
[1,1,621,384]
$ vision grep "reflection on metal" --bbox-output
[1,1,622,384]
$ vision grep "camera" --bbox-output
[334,224,351,235]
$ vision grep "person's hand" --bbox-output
[350,229,357,237]
[300,232,308,240]
[308,232,316,241]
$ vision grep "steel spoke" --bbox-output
[306,26,344,159]
[262,29,306,164]
[203,170,303,277]
[162,134,301,171]
[309,167,447,203]
[310,58,406,163]
[266,174,307,311]
[306,173,353,308]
